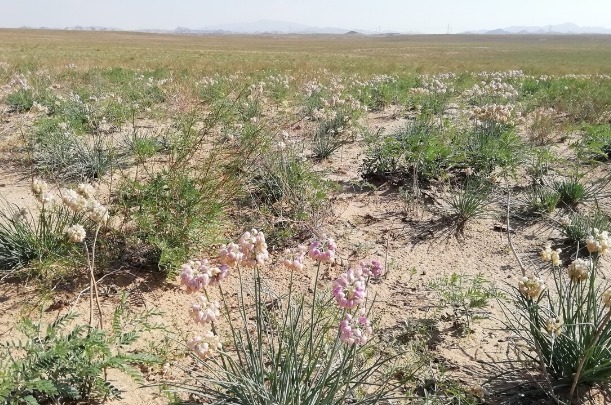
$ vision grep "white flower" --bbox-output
[568,258,590,283]
[76,183,96,199]
[89,201,109,224]
[65,224,86,243]
[37,192,55,205]
[61,189,88,212]
[187,331,222,359]
[190,296,221,324]
[31,179,48,195]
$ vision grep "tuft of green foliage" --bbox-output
[439,178,493,236]
[429,273,502,334]
[559,209,611,247]
[0,297,161,404]
[6,88,34,112]
[0,199,82,273]
[361,118,452,185]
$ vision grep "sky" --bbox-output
[1,0,610,34]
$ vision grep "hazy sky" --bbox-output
[1,0,610,33]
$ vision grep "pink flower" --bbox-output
[190,296,221,324]
[360,259,384,278]
[282,245,307,271]
[332,268,366,309]
[308,237,336,263]
[179,259,229,293]
[339,310,372,345]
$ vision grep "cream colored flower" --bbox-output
[540,243,552,262]
[551,248,562,267]
[88,201,109,224]
[76,183,96,199]
[62,189,88,212]
[31,179,48,195]
[568,258,590,283]
[544,317,563,337]
[65,224,86,243]
[518,276,546,300]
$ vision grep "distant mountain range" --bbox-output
[463,23,611,35]
[14,21,611,36]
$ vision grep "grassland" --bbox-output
[2,29,611,75]
[2,29,611,404]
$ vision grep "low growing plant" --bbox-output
[0,297,161,404]
[429,273,502,334]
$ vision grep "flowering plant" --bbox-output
[504,237,611,402]
[171,231,402,403]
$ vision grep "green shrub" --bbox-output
[0,298,161,404]
[361,118,452,185]
[429,273,502,334]
[6,88,34,112]
[29,121,123,180]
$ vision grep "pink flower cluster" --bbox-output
[339,310,373,345]
[360,259,384,278]
[282,245,307,271]
[180,259,229,293]
[219,229,269,268]
[308,237,337,263]
[332,268,367,309]
[190,296,221,324]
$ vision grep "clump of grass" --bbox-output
[361,118,451,185]
[440,178,493,236]
[522,186,560,217]
[559,209,611,247]
[551,176,605,210]
[0,199,81,274]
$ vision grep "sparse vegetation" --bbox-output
[1,30,611,405]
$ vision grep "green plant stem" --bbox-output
[84,224,103,329]
[568,308,611,402]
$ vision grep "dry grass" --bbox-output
[2,29,611,75]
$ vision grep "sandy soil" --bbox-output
[1,103,609,405]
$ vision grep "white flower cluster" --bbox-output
[477,70,524,81]
[463,78,518,100]
[471,104,517,126]
[586,228,609,255]
[187,331,222,359]
[568,258,590,283]
[65,224,86,243]
[518,275,546,299]
[31,179,55,205]
[411,74,454,95]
